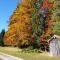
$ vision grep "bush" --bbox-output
[21,46,42,53]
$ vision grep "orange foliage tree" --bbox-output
[4,0,34,47]
[4,16,18,46]
[16,0,34,47]
[40,0,53,42]
[38,0,53,50]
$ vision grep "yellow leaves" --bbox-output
[21,0,32,7]
[10,14,18,21]
[4,0,34,46]
[19,6,33,14]
[19,6,26,13]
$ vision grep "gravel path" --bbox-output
[0,52,24,60]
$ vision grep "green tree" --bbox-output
[0,29,5,46]
[31,0,44,48]
[51,0,60,35]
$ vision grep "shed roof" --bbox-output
[48,35,60,43]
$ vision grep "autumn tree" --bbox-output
[30,0,53,50]
[4,0,34,47]
[4,8,19,46]
[15,0,34,48]
[4,26,17,46]
[39,0,53,50]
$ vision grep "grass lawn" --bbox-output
[0,47,60,60]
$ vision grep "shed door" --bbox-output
[49,39,60,56]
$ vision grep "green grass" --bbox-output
[0,47,60,60]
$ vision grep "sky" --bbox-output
[0,0,21,32]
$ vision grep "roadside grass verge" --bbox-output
[0,47,60,60]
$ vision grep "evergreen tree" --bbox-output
[0,29,5,46]
[31,0,44,48]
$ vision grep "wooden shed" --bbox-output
[48,35,60,56]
